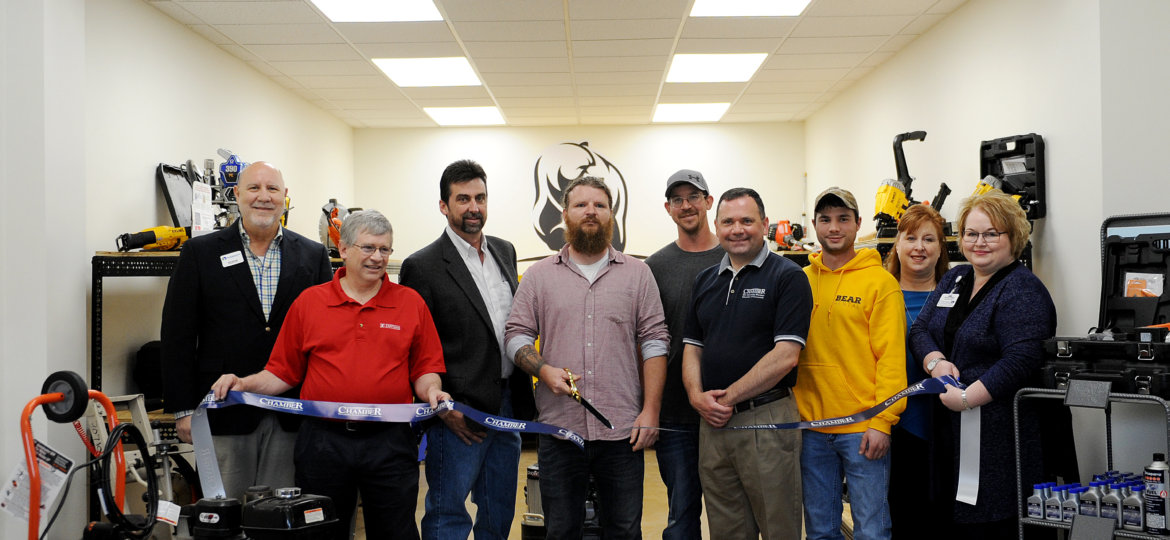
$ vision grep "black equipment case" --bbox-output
[1042,213,1170,396]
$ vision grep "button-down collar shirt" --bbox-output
[505,244,669,441]
[240,224,284,321]
[444,226,515,377]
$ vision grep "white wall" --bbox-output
[354,123,805,265]
[805,0,1104,336]
[85,0,354,396]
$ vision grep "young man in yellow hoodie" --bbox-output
[795,187,907,540]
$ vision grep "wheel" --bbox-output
[40,370,89,423]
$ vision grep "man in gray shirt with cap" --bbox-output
[644,169,724,540]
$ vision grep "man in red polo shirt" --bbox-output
[213,209,447,540]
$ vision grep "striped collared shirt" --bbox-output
[240,225,284,321]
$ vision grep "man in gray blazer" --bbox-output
[400,159,535,540]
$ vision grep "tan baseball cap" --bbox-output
[814,187,858,212]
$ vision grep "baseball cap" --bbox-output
[665,169,709,197]
[814,187,859,212]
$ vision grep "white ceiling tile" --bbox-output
[336,22,452,43]
[879,34,917,52]
[481,72,573,86]
[217,24,343,45]
[575,71,661,85]
[246,44,364,61]
[656,95,736,103]
[293,75,393,88]
[248,61,282,76]
[475,57,571,73]
[579,105,652,116]
[569,0,687,20]
[340,109,430,119]
[490,85,575,97]
[313,87,405,100]
[577,95,654,106]
[362,118,438,127]
[400,87,491,100]
[439,0,564,21]
[328,100,420,111]
[356,42,465,57]
[927,0,970,15]
[412,98,497,106]
[269,75,303,89]
[569,19,679,40]
[721,112,794,122]
[576,84,660,96]
[681,18,798,39]
[496,97,577,107]
[572,39,674,57]
[573,56,667,72]
[311,99,341,111]
[791,16,916,38]
[580,115,649,125]
[289,87,319,101]
[503,107,579,116]
[268,60,379,76]
[674,38,781,54]
[452,21,566,41]
[778,36,886,54]
[508,116,580,126]
[730,102,809,113]
[188,24,233,45]
[807,0,937,17]
[902,13,948,35]
[659,82,745,96]
[464,41,568,58]
[765,52,867,69]
[178,2,323,24]
[220,44,261,62]
[754,67,850,81]
[149,2,202,25]
[860,51,895,67]
[737,92,820,104]
[746,80,834,93]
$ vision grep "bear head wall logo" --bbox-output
[531,141,628,252]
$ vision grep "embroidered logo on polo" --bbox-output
[742,288,766,299]
[380,323,401,330]
[835,294,862,305]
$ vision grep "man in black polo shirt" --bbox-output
[682,187,813,539]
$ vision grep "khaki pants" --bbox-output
[211,413,297,501]
[699,396,802,540]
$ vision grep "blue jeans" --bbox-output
[801,431,891,540]
[656,422,703,540]
[538,435,644,540]
[421,390,522,540]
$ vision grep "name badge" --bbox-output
[220,251,245,267]
[937,293,959,308]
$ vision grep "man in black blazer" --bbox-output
[400,159,535,540]
[161,161,332,501]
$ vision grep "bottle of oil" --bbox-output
[1146,452,1169,535]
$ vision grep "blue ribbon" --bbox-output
[726,375,964,431]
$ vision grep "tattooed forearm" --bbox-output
[514,344,546,376]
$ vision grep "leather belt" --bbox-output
[733,387,790,414]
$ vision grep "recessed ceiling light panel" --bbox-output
[666,53,767,83]
[653,103,730,123]
[690,0,811,17]
[372,57,482,87]
[310,0,443,22]
[424,106,505,126]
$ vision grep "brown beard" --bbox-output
[565,216,614,255]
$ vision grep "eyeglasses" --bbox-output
[355,244,393,257]
[669,193,705,208]
[961,230,1005,244]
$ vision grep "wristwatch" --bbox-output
[925,356,945,373]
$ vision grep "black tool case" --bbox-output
[1041,213,1170,396]
[980,133,1046,219]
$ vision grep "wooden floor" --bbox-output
[351,447,853,539]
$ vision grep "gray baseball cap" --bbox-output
[665,169,709,197]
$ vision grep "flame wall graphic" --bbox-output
[531,141,627,251]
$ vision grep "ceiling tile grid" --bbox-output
[147,0,967,126]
